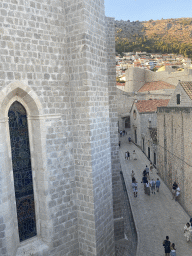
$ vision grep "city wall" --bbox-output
[125,67,192,92]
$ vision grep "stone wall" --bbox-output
[125,67,145,92]
[106,17,124,242]
[157,107,192,216]
[168,83,192,107]
[0,1,119,255]
[116,89,134,131]
[125,67,192,92]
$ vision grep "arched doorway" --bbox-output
[8,101,37,242]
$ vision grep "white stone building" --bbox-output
[130,99,169,165]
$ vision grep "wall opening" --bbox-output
[134,129,137,144]
[125,117,130,128]
[154,152,156,165]
[148,147,150,159]
[8,101,37,242]
[142,138,145,152]
[176,94,180,105]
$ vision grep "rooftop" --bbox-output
[180,81,192,100]
[135,99,170,113]
[138,81,175,92]
[116,82,125,86]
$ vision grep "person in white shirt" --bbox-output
[145,180,150,196]
[132,178,138,197]
[170,242,176,256]
[184,222,192,242]
[175,186,180,201]
[150,179,156,194]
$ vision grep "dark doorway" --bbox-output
[142,138,145,152]
[8,101,37,242]
[125,117,130,128]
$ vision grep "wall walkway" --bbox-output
[119,136,192,255]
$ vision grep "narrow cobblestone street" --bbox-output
[119,136,192,256]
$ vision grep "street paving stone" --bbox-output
[119,137,192,256]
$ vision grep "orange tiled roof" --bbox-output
[138,81,175,92]
[116,82,125,86]
[135,99,169,113]
[180,81,192,100]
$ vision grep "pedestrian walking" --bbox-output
[131,170,135,181]
[189,218,192,227]
[170,243,176,256]
[156,178,160,192]
[127,151,130,160]
[133,150,137,160]
[128,137,131,143]
[184,222,192,242]
[132,179,138,197]
[142,174,148,194]
[145,180,150,196]
[119,141,121,147]
[163,236,171,256]
[145,165,149,177]
[150,178,156,194]
[172,181,178,200]
[125,151,128,160]
[150,162,153,173]
[175,186,180,201]
[120,130,122,137]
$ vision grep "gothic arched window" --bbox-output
[8,101,37,242]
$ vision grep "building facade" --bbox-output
[0,1,122,256]
[130,99,169,162]
[157,81,192,216]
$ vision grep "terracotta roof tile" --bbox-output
[180,81,192,100]
[138,81,175,92]
[135,99,170,113]
[116,82,125,86]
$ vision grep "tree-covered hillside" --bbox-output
[115,18,192,57]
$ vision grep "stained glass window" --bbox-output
[8,101,37,242]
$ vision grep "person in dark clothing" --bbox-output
[172,181,178,200]
[142,174,148,194]
[190,218,192,227]
[163,236,171,256]
[119,141,121,147]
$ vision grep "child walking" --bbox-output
[170,243,176,256]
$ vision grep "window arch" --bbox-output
[0,82,50,255]
[8,101,37,242]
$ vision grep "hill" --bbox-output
[115,18,192,57]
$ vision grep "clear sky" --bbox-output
[104,0,192,22]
